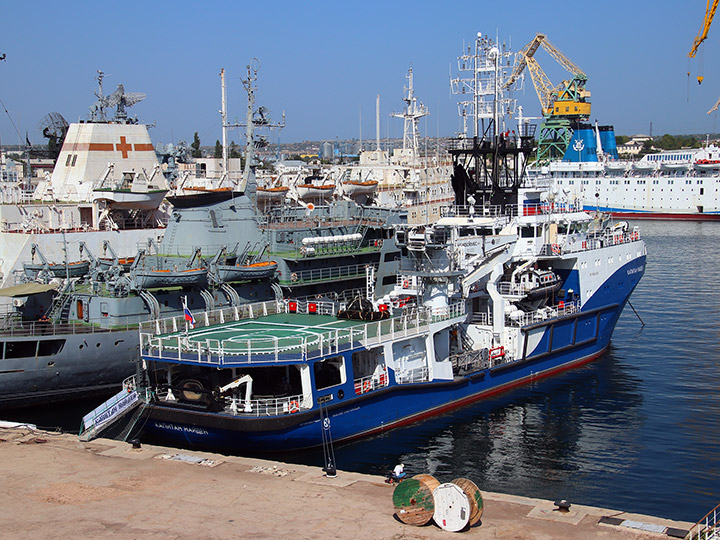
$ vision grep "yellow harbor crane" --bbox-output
[505,33,590,119]
[505,33,591,161]
[688,0,719,112]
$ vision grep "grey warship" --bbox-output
[0,64,406,409]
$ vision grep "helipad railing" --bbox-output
[140,300,467,366]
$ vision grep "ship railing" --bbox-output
[685,503,720,540]
[216,392,310,417]
[540,229,642,256]
[278,263,377,286]
[440,204,506,219]
[353,366,389,395]
[428,301,466,322]
[399,255,456,274]
[264,214,385,229]
[496,281,537,296]
[141,301,466,365]
[519,201,583,216]
[469,312,490,325]
[395,366,429,384]
[450,349,490,374]
[506,300,580,328]
[0,319,137,337]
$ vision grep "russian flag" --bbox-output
[183,304,195,329]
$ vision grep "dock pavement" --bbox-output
[0,423,695,539]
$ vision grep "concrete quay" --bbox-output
[0,424,694,540]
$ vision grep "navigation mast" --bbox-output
[221,61,285,194]
[448,32,536,208]
[391,67,429,161]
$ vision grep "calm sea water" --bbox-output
[4,220,719,523]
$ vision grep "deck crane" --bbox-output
[505,33,591,162]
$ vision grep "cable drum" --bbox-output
[392,474,440,526]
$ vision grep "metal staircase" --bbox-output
[48,279,76,322]
[115,400,149,442]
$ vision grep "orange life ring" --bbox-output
[551,244,561,255]
[289,400,299,413]
[402,279,410,289]
[363,380,371,393]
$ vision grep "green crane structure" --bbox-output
[505,33,591,163]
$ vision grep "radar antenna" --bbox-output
[106,84,146,123]
[37,112,69,160]
[88,70,146,123]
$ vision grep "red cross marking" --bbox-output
[116,136,132,158]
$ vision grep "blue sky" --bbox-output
[1,0,719,147]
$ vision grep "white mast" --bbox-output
[450,32,519,140]
[220,68,228,174]
[391,67,429,161]
[376,94,381,153]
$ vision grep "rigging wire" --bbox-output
[0,95,23,145]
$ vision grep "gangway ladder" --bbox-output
[48,279,76,322]
[319,398,337,478]
[116,400,150,443]
[686,502,720,540]
[78,383,143,442]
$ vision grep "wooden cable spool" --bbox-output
[451,477,484,526]
[432,482,470,532]
[392,474,440,526]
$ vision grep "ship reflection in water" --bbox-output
[279,220,720,524]
[282,348,646,507]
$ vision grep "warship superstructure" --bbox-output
[0,72,168,292]
[0,65,405,409]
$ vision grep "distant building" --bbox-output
[319,142,334,160]
[618,135,651,156]
[275,160,306,174]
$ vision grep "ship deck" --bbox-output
[181,313,357,348]
[140,299,465,366]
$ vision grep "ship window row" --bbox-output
[64,154,78,167]
[647,153,692,161]
[2,339,65,359]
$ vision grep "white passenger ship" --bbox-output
[536,124,720,220]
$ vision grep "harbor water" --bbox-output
[4,219,718,523]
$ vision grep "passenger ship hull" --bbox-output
[594,208,720,221]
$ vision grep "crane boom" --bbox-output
[709,95,720,114]
[689,0,719,58]
[505,33,590,118]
